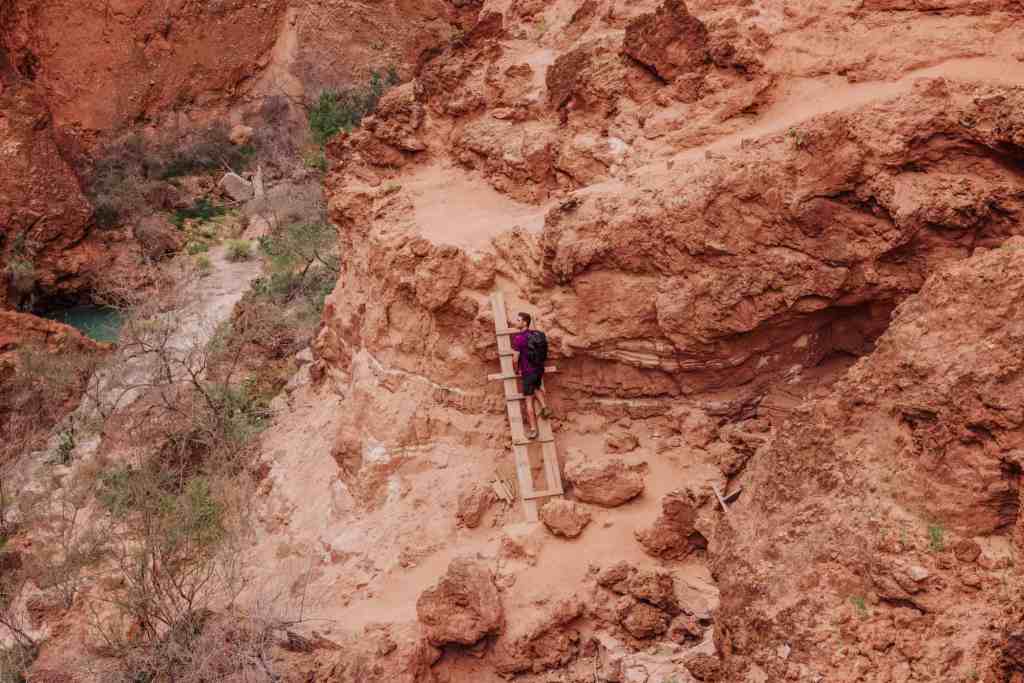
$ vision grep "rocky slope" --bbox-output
[714,239,1024,681]
[5,0,1024,681]
[275,0,1024,680]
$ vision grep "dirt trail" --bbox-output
[406,55,1024,253]
[653,56,1024,173]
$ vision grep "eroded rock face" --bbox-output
[456,482,495,529]
[277,623,440,683]
[0,73,97,309]
[416,557,503,646]
[0,310,106,365]
[622,0,709,83]
[1,0,287,138]
[565,457,644,507]
[713,240,1024,680]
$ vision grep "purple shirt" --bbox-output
[512,331,538,375]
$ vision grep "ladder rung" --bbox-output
[498,351,515,357]
[494,328,519,336]
[506,394,526,401]
[523,488,563,501]
[487,366,558,381]
[513,439,555,446]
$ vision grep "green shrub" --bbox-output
[93,202,121,229]
[155,126,256,180]
[55,430,75,465]
[928,524,945,552]
[172,198,228,229]
[303,149,328,172]
[186,241,210,255]
[308,67,400,146]
[225,239,252,262]
[194,255,213,276]
[96,466,141,517]
[255,221,338,312]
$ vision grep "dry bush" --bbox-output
[0,344,104,465]
[24,467,107,610]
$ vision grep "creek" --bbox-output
[40,304,124,343]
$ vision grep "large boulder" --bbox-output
[492,597,584,675]
[362,82,426,152]
[539,499,592,538]
[565,457,644,507]
[620,602,670,639]
[218,172,254,201]
[634,488,706,560]
[622,0,709,82]
[416,558,503,646]
[627,569,679,614]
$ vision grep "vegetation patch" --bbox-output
[87,125,256,230]
[172,198,229,230]
[308,67,399,146]
[225,239,253,262]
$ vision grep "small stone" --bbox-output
[960,568,983,589]
[623,665,649,683]
[685,653,722,681]
[605,429,639,453]
[229,124,254,146]
[954,539,982,564]
[907,565,930,582]
[598,561,634,592]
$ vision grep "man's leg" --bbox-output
[524,395,538,437]
[535,381,552,419]
[535,384,549,410]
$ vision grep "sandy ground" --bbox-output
[404,162,552,251]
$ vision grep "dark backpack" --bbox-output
[525,330,548,368]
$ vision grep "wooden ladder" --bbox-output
[489,292,564,522]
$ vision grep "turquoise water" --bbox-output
[42,305,124,343]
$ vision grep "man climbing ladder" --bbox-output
[489,292,563,522]
[508,312,552,439]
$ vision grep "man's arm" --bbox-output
[508,322,521,372]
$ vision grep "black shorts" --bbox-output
[522,371,544,396]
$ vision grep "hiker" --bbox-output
[509,312,551,439]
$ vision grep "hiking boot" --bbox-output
[527,428,538,440]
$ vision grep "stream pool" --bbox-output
[41,305,124,343]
